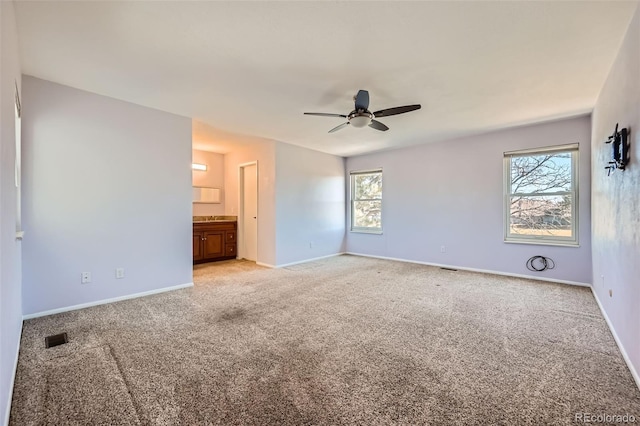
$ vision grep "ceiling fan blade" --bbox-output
[354,90,370,110]
[373,104,421,118]
[304,112,347,118]
[368,120,389,131]
[328,122,350,133]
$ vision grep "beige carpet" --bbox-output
[10,255,640,425]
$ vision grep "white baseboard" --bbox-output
[276,252,346,269]
[4,319,23,426]
[23,282,194,320]
[256,252,346,269]
[345,252,591,287]
[591,288,640,391]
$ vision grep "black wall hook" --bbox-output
[604,123,630,176]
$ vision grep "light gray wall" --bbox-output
[0,2,23,424]
[275,142,345,266]
[591,4,640,385]
[346,116,592,284]
[21,76,193,316]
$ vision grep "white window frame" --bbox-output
[350,169,383,234]
[15,81,23,239]
[504,144,579,246]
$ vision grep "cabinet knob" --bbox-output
[230,235,233,239]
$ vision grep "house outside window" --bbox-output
[350,169,382,233]
[504,144,578,246]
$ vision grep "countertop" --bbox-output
[193,215,237,224]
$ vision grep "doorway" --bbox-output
[239,162,258,261]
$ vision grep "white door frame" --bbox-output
[238,161,258,261]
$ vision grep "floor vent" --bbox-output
[440,267,458,272]
[45,333,68,348]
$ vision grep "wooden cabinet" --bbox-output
[193,221,237,264]
[193,232,204,261]
[202,230,225,258]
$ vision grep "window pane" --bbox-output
[354,173,382,200]
[353,200,381,229]
[510,152,572,194]
[509,195,572,237]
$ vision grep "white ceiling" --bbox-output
[14,1,638,157]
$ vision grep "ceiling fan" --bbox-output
[304,90,421,133]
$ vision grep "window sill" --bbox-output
[350,229,383,235]
[504,238,579,248]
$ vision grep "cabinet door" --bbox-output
[203,231,225,259]
[225,244,236,257]
[193,232,204,261]
[226,231,236,244]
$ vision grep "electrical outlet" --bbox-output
[81,272,91,284]
[440,245,446,253]
[309,241,314,249]
[115,268,125,279]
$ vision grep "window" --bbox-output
[15,81,22,235]
[504,144,578,246]
[350,169,382,233]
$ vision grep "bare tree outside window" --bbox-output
[505,146,578,244]
[351,170,382,232]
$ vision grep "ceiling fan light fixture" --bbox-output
[350,114,371,128]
